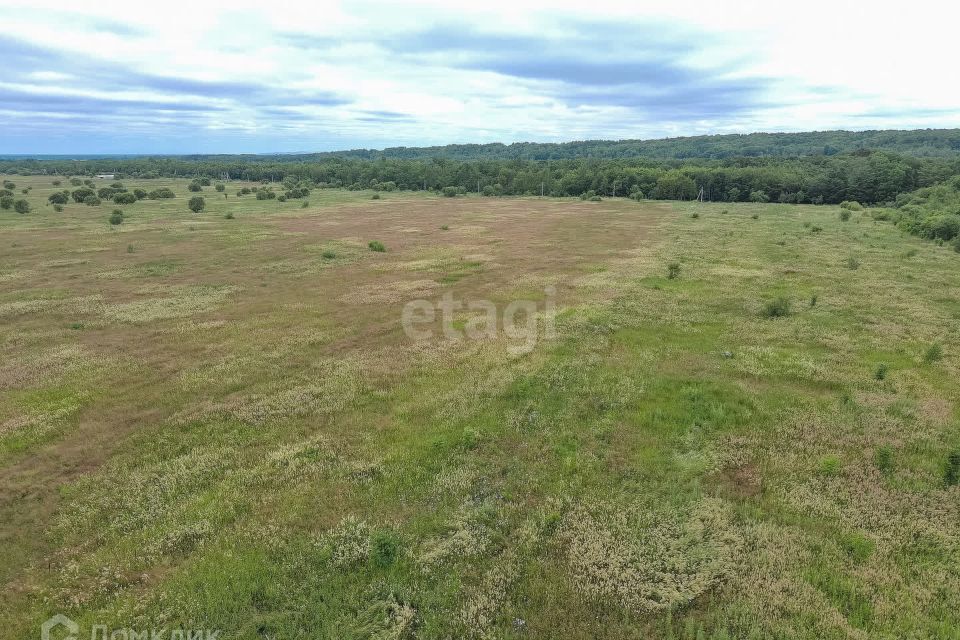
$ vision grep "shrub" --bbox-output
[71,187,95,202]
[240,187,251,195]
[52,179,61,186]
[301,201,309,208]
[113,192,137,205]
[321,250,336,259]
[198,177,211,186]
[215,183,225,192]
[83,179,94,187]
[70,178,83,186]
[0,189,11,198]
[109,210,124,225]
[751,213,760,220]
[667,262,681,279]
[749,190,769,203]
[148,187,175,199]
[48,191,69,205]
[762,296,791,318]
[874,363,889,381]
[368,240,386,252]
[874,446,894,475]
[810,294,818,307]
[83,195,101,206]
[818,455,841,476]
[277,194,287,202]
[0,196,12,209]
[923,343,943,364]
[945,450,960,486]
[845,257,861,270]
[371,193,381,200]
[442,186,460,198]
[188,196,205,213]
[14,199,30,214]
[54,204,64,212]
[840,200,864,211]
[2,180,14,190]
[839,209,851,221]
[811,225,823,233]
[370,531,400,567]
[440,224,449,230]
[187,182,202,192]
[133,188,147,200]
[224,212,234,220]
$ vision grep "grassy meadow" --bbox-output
[1,175,959,639]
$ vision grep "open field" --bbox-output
[1,175,959,639]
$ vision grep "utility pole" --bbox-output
[541,182,544,197]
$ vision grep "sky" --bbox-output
[1,0,958,154]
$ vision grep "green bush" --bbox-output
[54,204,64,212]
[370,531,400,568]
[83,195,101,206]
[874,363,889,381]
[667,262,681,279]
[148,188,175,199]
[188,182,202,192]
[691,212,700,219]
[371,193,381,199]
[133,188,147,200]
[14,199,30,214]
[113,192,137,205]
[2,180,14,190]
[845,257,861,270]
[839,209,851,221]
[277,194,287,202]
[198,177,211,186]
[762,297,791,318]
[840,200,864,211]
[188,196,205,213]
[48,191,69,205]
[71,187,95,202]
[945,450,960,486]
[442,186,461,197]
[109,211,124,225]
[321,250,336,259]
[70,178,83,186]
[368,240,386,252]
[224,212,234,220]
[0,196,12,210]
[215,183,225,192]
[874,445,894,475]
[923,343,943,364]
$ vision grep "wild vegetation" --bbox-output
[1,174,958,638]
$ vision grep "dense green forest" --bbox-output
[3,130,960,240]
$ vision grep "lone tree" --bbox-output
[188,196,205,213]
[48,191,69,205]
[14,199,31,214]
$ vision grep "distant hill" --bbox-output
[307,129,960,161]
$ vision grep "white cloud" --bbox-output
[0,0,958,153]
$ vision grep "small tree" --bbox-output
[114,192,137,205]
[188,196,205,213]
[14,199,30,214]
[215,183,225,192]
[48,191,69,205]
[188,182,202,192]
[109,210,124,225]
[2,180,15,190]
[0,196,12,210]
[133,188,147,200]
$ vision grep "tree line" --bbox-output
[3,149,960,205]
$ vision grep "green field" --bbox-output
[1,176,958,639]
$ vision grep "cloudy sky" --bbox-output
[1,0,958,154]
